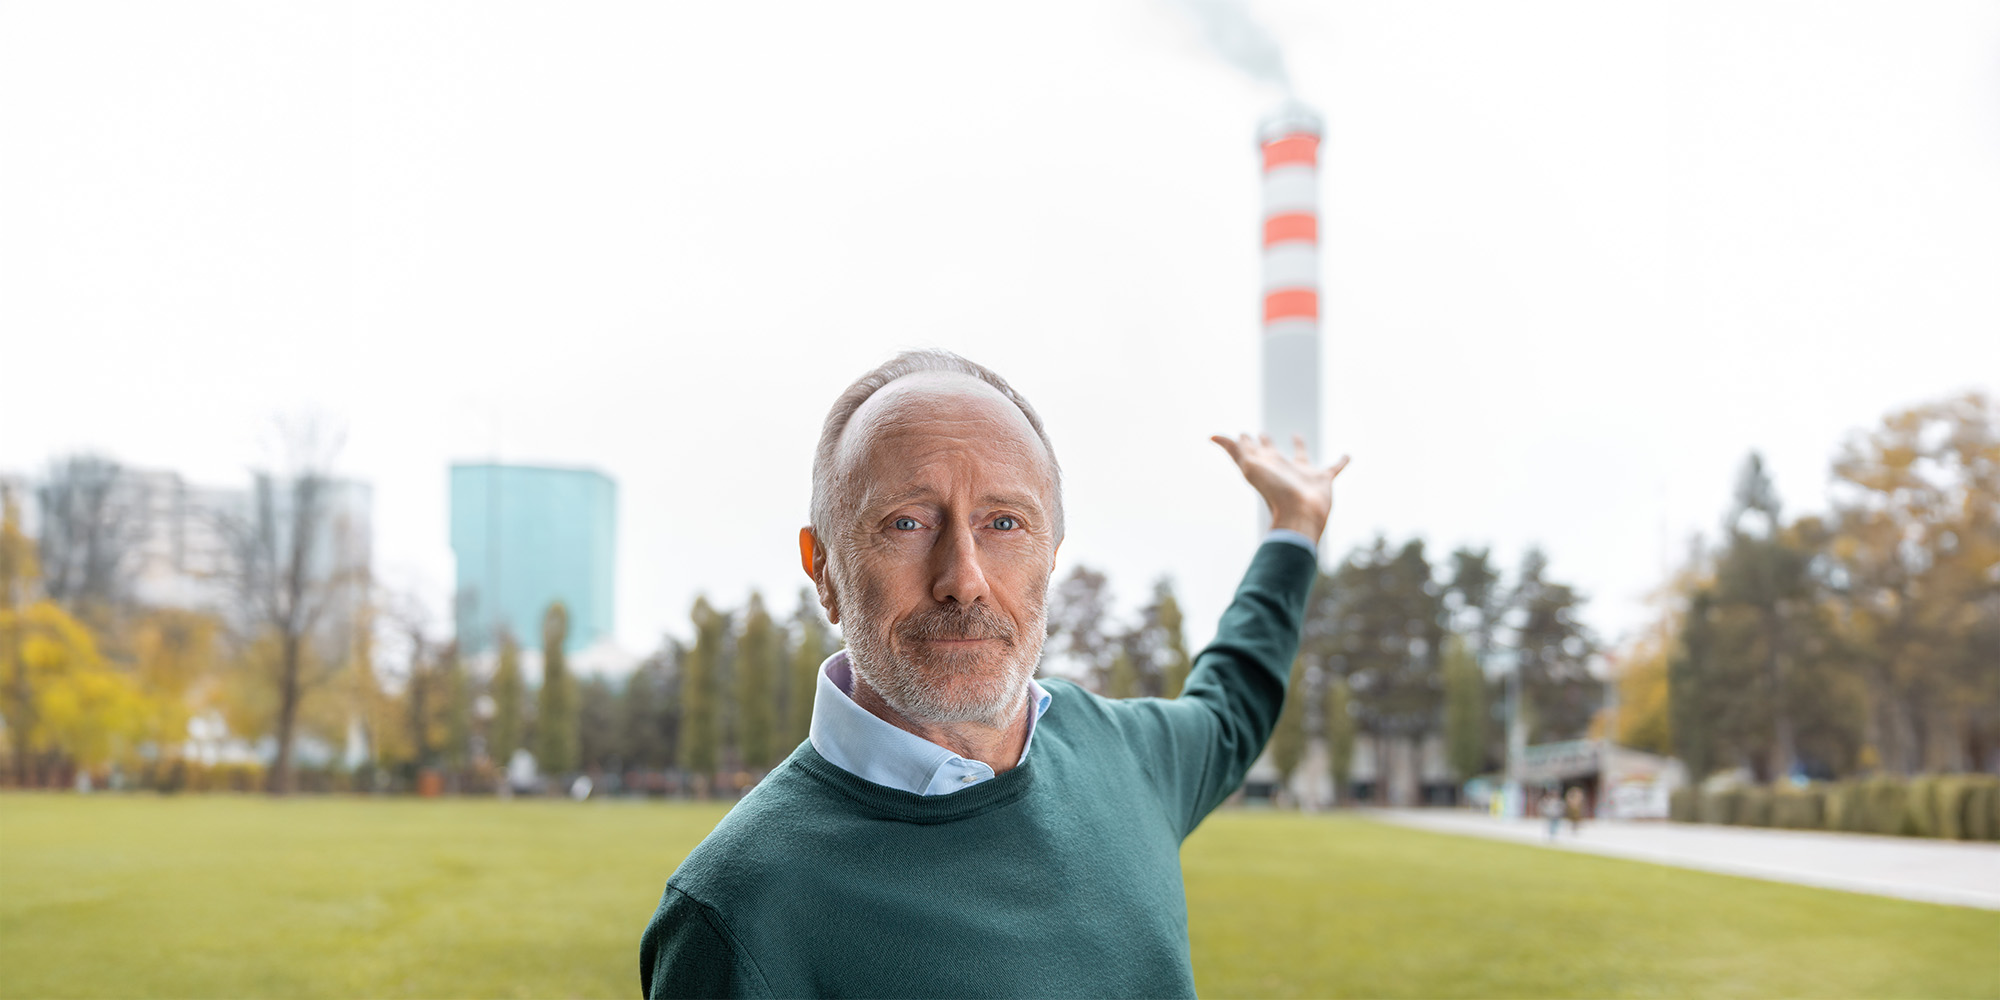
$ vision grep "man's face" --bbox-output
[825,373,1059,727]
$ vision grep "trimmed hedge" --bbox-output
[1672,773,2000,841]
[1669,786,1699,824]
[1771,787,1823,829]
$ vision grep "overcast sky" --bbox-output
[3,1,1996,663]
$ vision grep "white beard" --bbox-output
[837,568,1047,728]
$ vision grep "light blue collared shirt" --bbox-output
[808,649,1053,796]
[807,530,1315,796]
[1263,527,1319,556]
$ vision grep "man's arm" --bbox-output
[1136,434,1347,836]
[640,886,772,999]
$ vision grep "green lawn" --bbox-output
[0,795,1993,999]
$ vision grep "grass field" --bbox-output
[2,795,1994,999]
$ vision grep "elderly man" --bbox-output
[640,350,1346,998]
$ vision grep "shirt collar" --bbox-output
[807,648,1052,796]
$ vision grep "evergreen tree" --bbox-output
[1669,589,1720,781]
[1323,674,1356,803]
[1510,548,1600,742]
[1048,566,1114,689]
[734,592,782,770]
[1321,538,1445,741]
[1150,580,1191,698]
[785,590,833,749]
[1268,656,1308,800]
[621,640,681,771]
[490,627,524,766]
[576,674,619,773]
[1442,635,1486,781]
[440,641,471,773]
[1445,547,1504,655]
[535,601,578,776]
[1710,452,1817,780]
[1105,649,1140,699]
[678,597,725,792]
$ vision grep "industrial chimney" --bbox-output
[1257,102,1323,464]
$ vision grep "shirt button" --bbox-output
[961,774,979,783]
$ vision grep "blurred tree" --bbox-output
[678,597,725,793]
[1105,649,1140,700]
[219,422,354,795]
[535,602,578,776]
[1606,630,1672,756]
[2,486,44,783]
[1268,656,1307,801]
[733,592,782,770]
[1,595,148,783]
[1444,547,1504,657]
[1321,538,1445,750]
[1323,674,1355,804]
[1443,548,1511,771]
[1145,580,1191,698]
[622,640,681,771]
[785,590,833,749]
[576,674,619,774]
[1442,636,1485,781]
[382,593,438,769]
[489,627,524,767]
[24,606,147,777]
[127,607,220,766]
[1709,452,1815,779]
[438,641,472,773]
[1510,548,1600,743]
[34,454,146,631]
[1828,392,2000,774]
[1671,588,1721,781]
[1047,566,1114,690]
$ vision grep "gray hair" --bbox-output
[810,349,1063,547]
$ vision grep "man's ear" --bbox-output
[799,526,840,624]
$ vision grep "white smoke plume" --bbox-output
[1167,0,1291,92]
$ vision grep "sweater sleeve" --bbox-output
[1146,539,1317,838]
[640,885,773,999]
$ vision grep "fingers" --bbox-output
[1292,434,1308,463]
[1328,454,1351,479]
[1210,435,1243,465]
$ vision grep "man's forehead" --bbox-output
[838,372,1043,466]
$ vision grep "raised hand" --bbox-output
[1210,433,1350,543]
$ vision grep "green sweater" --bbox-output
[639,541,1316,998]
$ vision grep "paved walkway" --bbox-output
[1367,808,2000,911]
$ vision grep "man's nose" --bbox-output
[930,521,992,605]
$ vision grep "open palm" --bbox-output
[1210,433,1349,541]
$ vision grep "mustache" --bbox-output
[896,602,1017,645]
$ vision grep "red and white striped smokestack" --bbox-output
[1258,103,1323,464]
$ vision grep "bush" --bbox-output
[1902,775,1942,838]
[1699,787,1739,825]
[1989,780,2000,842]
[1960,777,2000,842]
[1737,787,1774,827]
[1823,783,1853,832]
[1633,772,2000,839]
[1670,786,1699,824]
[1933,776,1972,841]
[179,761,265,793]
[1771,786,1824,830]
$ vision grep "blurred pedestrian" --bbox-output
[1565,786,1586,836]
[1539,789,1562,841]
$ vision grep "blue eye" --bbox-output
[993,516,1019,531]
[894,517,921,530]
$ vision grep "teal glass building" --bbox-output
[450,463,616,654]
